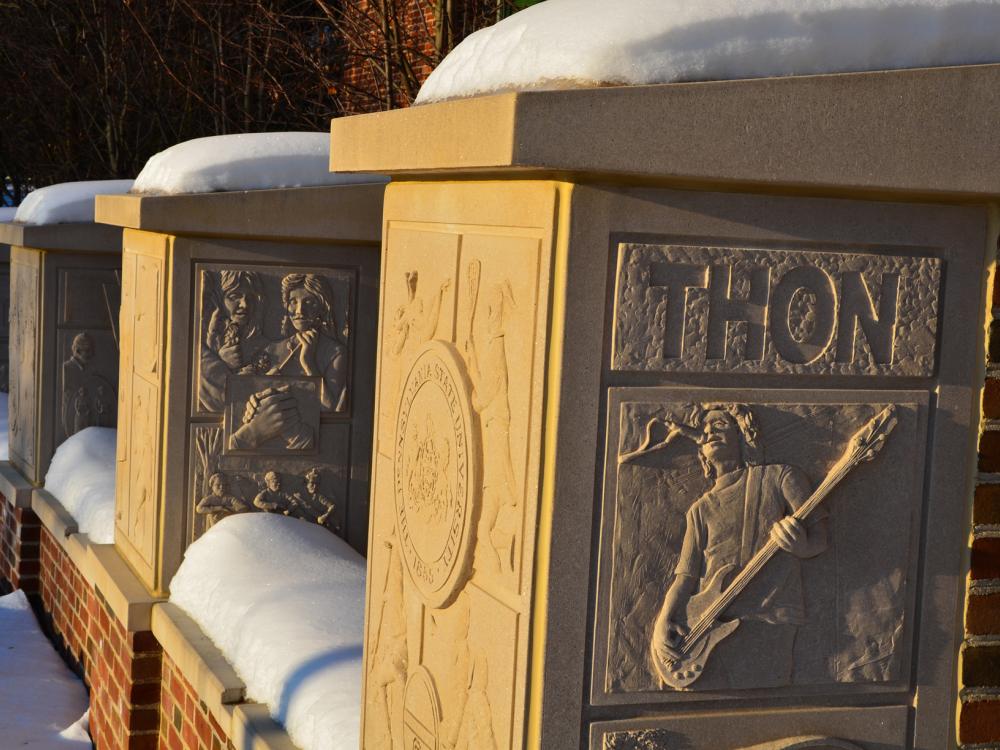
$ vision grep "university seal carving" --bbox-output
[395,340,479,607]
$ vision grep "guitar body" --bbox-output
[654,616,740,689]
[653,564,742,690]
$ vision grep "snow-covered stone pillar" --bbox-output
[0,214,123,595]
[95,181,385,599]
[331,64,1000,750]
[0,220,122,488]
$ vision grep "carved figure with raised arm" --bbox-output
[200,271,266,411]
[643,404,829,689]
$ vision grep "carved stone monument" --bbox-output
[330,64,1000,749]
[95,184,384,596]
[0,221,122,487]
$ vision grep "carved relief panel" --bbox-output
[363,223,550,750]
[590,704,907,750]
[9,248,40,479]
[593,389,926,706]
[613,244,941,376]
[114,232,377,594]
[186,262,358,543]
[54,267,121,447]
[8,247,120,485]
[116,245,164,578]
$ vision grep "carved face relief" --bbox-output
[699,409,740,467]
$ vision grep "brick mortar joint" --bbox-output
[971,579,1000,594]
[962,687,1000,701]
[967,635,1000,646]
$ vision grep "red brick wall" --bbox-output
[0,496,41,593]
[159,653,235,750]
[961,262,1000,747]
[339,0,438,113]
[38,527,163,750]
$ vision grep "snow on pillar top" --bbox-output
[416,0,1000,104]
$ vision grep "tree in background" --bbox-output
[0,0,541,204]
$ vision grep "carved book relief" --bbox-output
[188,265,355,541]
[596,393,924,698]
[364,227,547,750]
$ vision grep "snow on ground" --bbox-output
[14,180,133,225]
[0,589,90,748]
[170,513,365,750]
[132,132,387,195]
[0,206,16,222]
[0,392,8,461]
[416,0,1000,103]
[44,427,117,544]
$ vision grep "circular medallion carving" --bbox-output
[394,340,479,608]
[402,667,441,750]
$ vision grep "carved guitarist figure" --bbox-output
[648,404,830,688]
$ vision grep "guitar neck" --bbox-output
[683,455,857,649]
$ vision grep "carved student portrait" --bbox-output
[199,270,348,414]
[603,397,912,696]
[190,263,354,544]
[200,270,267,412]
[639,405,831,689]
[61,331,116,438]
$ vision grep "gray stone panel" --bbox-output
[612,244,941,376]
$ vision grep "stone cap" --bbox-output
[0,461,33,508]
[330,63,1000,200]
[95,183,385,243]
[0,220,122,254]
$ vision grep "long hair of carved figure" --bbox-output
[280,273,342,341]
[206,270,265,349]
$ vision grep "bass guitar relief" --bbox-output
[621,404,898,690]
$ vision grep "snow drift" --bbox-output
[417,0,1000,103]
[132,132,386,195]
[44,427,117,544]
[14,180,133,225]
[170,513,366,750]
[0,589,90,748]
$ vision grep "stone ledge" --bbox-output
[86,544,163,632]
[231,703,300,750]
[330,63,1000,199]
[94,183,385,243]
[31,488,79,540]
[0,221,122,253]
[0,461,34,509]
[32,490,161,632]
[151,601,245,733]
[32,489,92,580]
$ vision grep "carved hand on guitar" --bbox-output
[651,607,688,664]
[770,516,811,558]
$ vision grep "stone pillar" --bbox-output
[0,222,122,486]
[0,221,122,593]
[95,184,384,596]
[331,64,1000,750]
